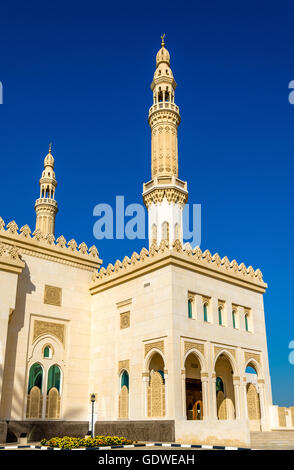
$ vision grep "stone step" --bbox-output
[250,431,294,449]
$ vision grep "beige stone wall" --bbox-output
[90,265,173,421]
[89,259,273,436]
[0,270,20,404]
[0,253,93,421]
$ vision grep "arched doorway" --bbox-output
[185,353,203,420]
[245,363,261,431]
[215,354,236,420]
[147,352,165,417]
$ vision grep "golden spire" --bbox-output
[49,142,52,154]
[161,33,165,47]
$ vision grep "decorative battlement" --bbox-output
[90,239,267,294]
[0,241,25,274]
[0,217,102,272]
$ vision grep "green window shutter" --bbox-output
[28,363,43,393]
[232,311,236,329]
[218,307,222,325]
[47,365,61,394]
[245,315,249,331]
[44,346,50,358]
[121,371,129,390]
[188,300,193,318]
[203,303,208,322]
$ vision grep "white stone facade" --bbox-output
[0,38,292,447]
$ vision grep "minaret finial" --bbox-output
[161,33,165,47]
[49,142,52,154]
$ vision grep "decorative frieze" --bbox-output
[214,346,236,360]
[184,341,205,357]
[144,340,164,357]
[33,320,65,345]
[118,360,130,373]
[244,352,261,366]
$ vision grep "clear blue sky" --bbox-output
[0,0,293,406]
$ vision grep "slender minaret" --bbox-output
[143,35,188,248]
[35,144,58,236]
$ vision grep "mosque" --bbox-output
[0,37,293,447]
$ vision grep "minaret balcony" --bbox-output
[148,101,179,117]
[35,198,58,208]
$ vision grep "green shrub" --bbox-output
[40,435,133,449]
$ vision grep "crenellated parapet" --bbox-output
[0,240,25,274]
[90,239,267,294]
[0,216,102,272]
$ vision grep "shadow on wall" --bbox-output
[0,262,35,420]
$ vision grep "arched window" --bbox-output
[27,363,43,419]
[218,307,223,326]
[28,363,43,393]
[119,370,129,418]
[203,303,208,322]
[162,221,169,243]
[121,370,129,391]
[46,365,61,419]
[47,364,61,393]
[43,345,52,359]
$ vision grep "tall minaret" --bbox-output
[143,35,188,248]
[35,144,58,236]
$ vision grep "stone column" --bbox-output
[142,372,149,418]
[181,368,186,419]
[241,377,249,419]
[210,373,217,419]
[233,376,241,419]
[258,379,267,429]
[200,373,209,420]
[164,369,168,417]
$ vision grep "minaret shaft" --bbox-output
[35,145,58,237]
[143,38,188,248]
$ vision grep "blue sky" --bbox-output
[0,0,293,405]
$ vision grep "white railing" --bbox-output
[149,102,179,115]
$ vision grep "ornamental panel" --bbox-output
[118,360,130,374]
[184,341,205,357]
[214,346,236,360]
[244,352,261,366]
[120,311,130,329]
[144,341,164,357]
[44,285,62,306]
[33,320,65,345]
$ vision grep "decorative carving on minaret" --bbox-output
[35,144,58,237]
[143,36,188,248]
